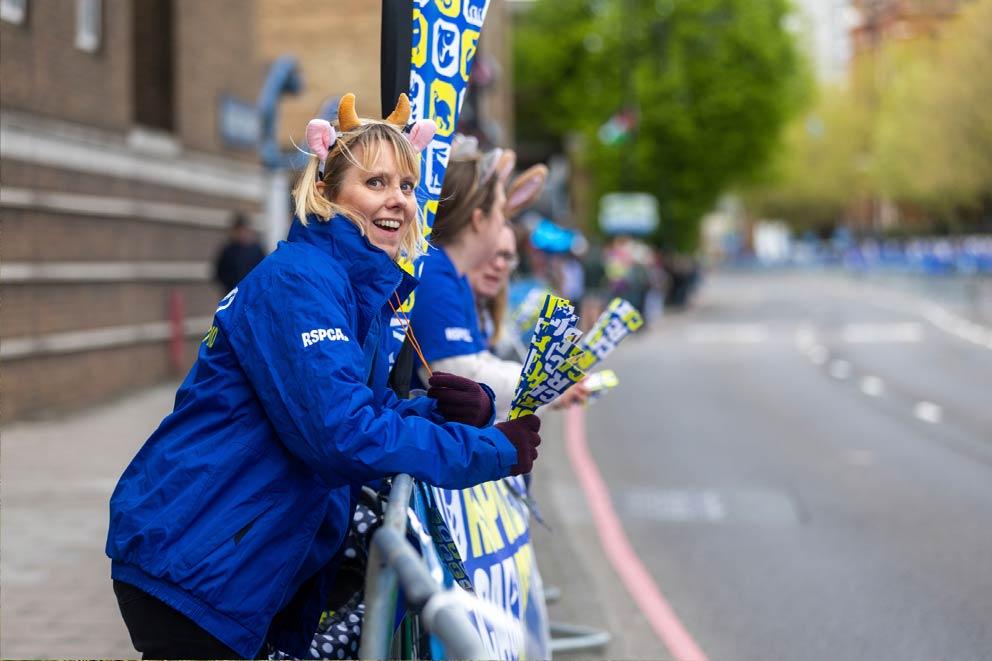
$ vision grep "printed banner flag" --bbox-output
[508,296,642,419]
[584,369,620,403]
[410,0,488,234]
[389,0,491,359]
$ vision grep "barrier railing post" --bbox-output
[359,475,414,660]
[359,474,489,660]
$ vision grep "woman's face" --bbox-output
[469,183,507,269]
[470,224,517,300]
[332,142,417,259]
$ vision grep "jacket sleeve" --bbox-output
[424,351,523,422]
[226,270,518,489]
[380,389,446,423]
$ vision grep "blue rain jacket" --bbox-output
[106,215,517,658]
[408,244,487,389]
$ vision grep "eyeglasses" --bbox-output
[493,251,519,270]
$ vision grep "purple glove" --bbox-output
[495,414,542,475]
[427,372,493,428]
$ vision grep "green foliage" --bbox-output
[514,0,810,250]
[874,0,992,215]
[741,83,873,231]
[746,0,992,231]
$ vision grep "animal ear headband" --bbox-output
[450,135,514,188]
[305,92,437,165]
[505,164,548,218]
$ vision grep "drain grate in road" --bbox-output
[618,487,802,524]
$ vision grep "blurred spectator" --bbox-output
[213,214,266,294]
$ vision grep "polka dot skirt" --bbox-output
[268,504,379,659]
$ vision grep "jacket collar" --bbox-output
[287,214,418,314]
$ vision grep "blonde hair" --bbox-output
[292,122,426,261]
[480,284,508,346]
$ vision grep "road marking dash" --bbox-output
[808,345,829,365]
[828,359,852,380]
[913,401,943,424]
[859,376,885,397]
[842,322,923,343]
[686,324,768,344]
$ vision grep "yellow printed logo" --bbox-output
[435,0,459,18]
[202,325,219,349]
[460,29,479,82]
[412,9,427,68]
[422,198,438,234]
[429,79,457,137]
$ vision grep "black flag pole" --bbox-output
[380,0,413,118]
[382,0,418,397]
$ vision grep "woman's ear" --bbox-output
[470,206,487,234]
[315,181,328,198]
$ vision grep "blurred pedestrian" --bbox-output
[106,95,541,660]
[213,213,266,295]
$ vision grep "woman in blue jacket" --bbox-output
[106,95,542,660]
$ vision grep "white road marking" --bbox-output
[829,359,852,380]
[842,322,923,343]
[795,324,816,351]
[686,324,768,343]
[914,401,943,424]
[808,345,829,365]
[832,281,992,351]
[860,375,885,397]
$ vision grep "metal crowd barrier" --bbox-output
[359,474,488,660]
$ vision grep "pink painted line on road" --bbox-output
[564,405,709,661]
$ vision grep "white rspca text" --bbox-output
[301,327,350,347]
[445,327,473,343]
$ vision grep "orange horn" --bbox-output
[385,93,411,125]
[338,93,360,131]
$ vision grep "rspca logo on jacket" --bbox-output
[445,326,474,343]
[302,328,350,347]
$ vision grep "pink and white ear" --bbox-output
[495,149,517,186]
[407,119,437,152]
[505,164,548,218]
[306,119,337,162]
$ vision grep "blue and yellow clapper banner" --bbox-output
[395,2,553,659]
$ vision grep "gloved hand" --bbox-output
[428,372,493,428]
[495,414,542,475]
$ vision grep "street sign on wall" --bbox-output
[218,95,261,151]
[599,192,659,236]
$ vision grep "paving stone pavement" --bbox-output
[1,383,181,659]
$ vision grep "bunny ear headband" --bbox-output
[450,134,515,188]
[305,92,437,166]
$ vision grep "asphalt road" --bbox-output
[575,270,992,660]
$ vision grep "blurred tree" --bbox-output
[874,0,992,223]
[746,0,992,233]
[742,83,872,232]
[514,0,809,251]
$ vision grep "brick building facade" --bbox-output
[256,0,513,150]
[1,0,514,420]
[1,0,267,418]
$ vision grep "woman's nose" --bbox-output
[385,185,405,207]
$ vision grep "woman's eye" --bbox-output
[367,177,384,188]
[400,181,415,193]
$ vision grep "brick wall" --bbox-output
[175,0,267,158]
[0,0,134,132]
[1,1,265,420]
[256,0,383,145]
[2,339,203,420]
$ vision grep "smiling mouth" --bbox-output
[372,218,403,233]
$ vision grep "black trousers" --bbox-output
[113,580,248,659]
